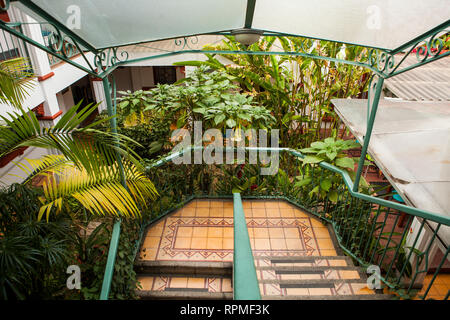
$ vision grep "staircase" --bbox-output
[135,260,233,300]
[255,255,392,300]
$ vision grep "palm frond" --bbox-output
[12,154,73,184]
[0,57,34,108]
[37,159,158,221]
[0,102,144,174]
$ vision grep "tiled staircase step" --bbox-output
[255,255,352,267]
[135,260,232,277]
[137,290,233,300]
[256,265,363,272]
[262,294,393,300]
[260,279,367,287]
[254,255,351,262]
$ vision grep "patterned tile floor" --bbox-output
[414,274,450,300]
[137,275,232,293]
[139,199,336,262]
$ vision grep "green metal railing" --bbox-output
[233,193,261,300]
[0,24,33,72]
[40,24,81,67]
[100,146,449,300]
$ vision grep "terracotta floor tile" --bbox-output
[308,288,333,295]
[181,207,196,217]
[140,248,157,260]
[293,209,309,218]
[177,226,193,238]
[339,270,360,279]
[222,278,233,292]
[284,228,300,239]
[211,207,224,217]
[253,228,270,239]
[184,201,196,209]
[320,249,337,256]
[285,238,304,250]
[255,238,271,250]
[192,227,208,238]
[328,260,348,267]
[223,201,234,208]
[223,208,234,217]
[208,227,223,238]
[210,201,224,208]
[244,210,253,218]
[174,237,191,249]
[278,201,292,209]
[187,277,206,289]
[286,288,309,295]
[242,201,252,209]
[317,238,335,250]
[223,227,234,238]
[280,208,295,218]
[434,284,449,296]
[207,238,222,249]
[170,277,188,288]
[269,227,285,239]
[313,227,331,239]
[270,238,287,250]
[252,208,266,217]
[352,284,373,295]
[196,208,210,217]
[266,209,281,218]
[251,201,266,208]
[171,209,182,217]
[310,219,327,228]
[137,277,154,290]
[300,274,322,280]
[265,201,279,209]
[196,200,210,208]
[190,237,207,249]
[143,236,161,249]
[223,238,234,250]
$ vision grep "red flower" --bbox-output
[250,184,258,190]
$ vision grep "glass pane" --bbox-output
[252,0,450,50]
[23,0,247,49]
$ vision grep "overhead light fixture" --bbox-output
[231,29,264,46]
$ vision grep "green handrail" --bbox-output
[232,193,261,300]
[124,146,449,299]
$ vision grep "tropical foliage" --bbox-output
[175,36,372,148]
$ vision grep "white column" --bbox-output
[9,8,61,122]
[91,78,107,113]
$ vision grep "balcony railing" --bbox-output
[40,25,80,67]
[0,24,33,72]
[101,146,450,300]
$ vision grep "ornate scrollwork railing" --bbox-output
[368,28,449,78]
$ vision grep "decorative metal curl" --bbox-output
[368,49,395,74]
[0,0,10,11]
[42,23,80,58]
[385,27,449,77]
[94,47,129,72]
[174,36,199,50]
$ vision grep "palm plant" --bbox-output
[0,57,34,108]
[0,102,158,220]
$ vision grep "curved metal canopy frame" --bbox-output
[0,0,449,300]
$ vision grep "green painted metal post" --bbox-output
[99,76,126,300]
[233,193,261,300]
[353,77,384,192]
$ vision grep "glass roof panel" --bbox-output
[14,0,450,51]
[252,0,450,50]
[24,0,247,49]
